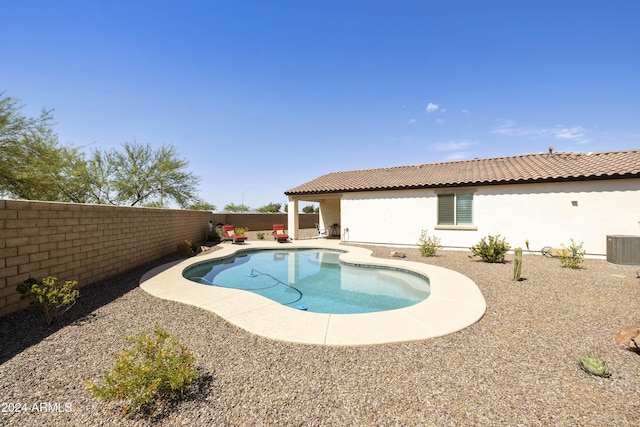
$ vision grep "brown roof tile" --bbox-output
[285,150,640,195]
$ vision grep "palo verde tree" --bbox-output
[224,202,250,213]
[187,200,217,211]
[256,202,282,213]
[302,204,319,213]
[0,92,85,201]
[0,92,202,207]
[81,141,201,208]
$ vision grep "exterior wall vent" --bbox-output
[606,235,640,265]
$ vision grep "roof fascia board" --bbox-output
[284,173,640,197]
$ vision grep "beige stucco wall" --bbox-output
[339,179,640,255]
[318,198,341,236]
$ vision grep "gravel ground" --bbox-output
[1,235,639,426]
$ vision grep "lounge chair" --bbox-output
[273,224,289,243]
[222,225,247,244]
[315,223,327,239]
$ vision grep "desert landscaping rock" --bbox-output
[615,325,640,353]
[1,238,639,426]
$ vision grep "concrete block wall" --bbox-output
[209,213,319,232]
[0,200,213,317]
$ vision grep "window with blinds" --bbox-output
[437,193,473,226]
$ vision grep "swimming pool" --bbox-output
[183,249,430,314]
[140,240,486,345]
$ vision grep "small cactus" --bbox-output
[513,247,523,281]
[579,355,611,377]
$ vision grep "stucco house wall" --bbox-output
[318,198,341,235]
[339,178,640,256]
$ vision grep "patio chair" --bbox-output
[222,225,247,244]
[273,224,289,243]
[315,223,327,239]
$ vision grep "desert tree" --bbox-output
[224,202,250,213]
[302,204,319,213]
[0,92,86,201]
[256,202,282,213]
[0,93,202,207]
[187,200,217,211]
[84,141,200,208]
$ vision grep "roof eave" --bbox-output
[284,172,640,196]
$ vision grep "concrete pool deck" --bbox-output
[140,240,486,346]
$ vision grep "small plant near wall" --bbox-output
[205,230,219,242]
[469,234,511,263]
[16,276,79,325]
[558,239,586,269]
[417,229,442,257]
[177,240,197,257]
[235,227,248,236]
[86,327,201,418]
[256,232,265,240]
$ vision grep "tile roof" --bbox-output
[285,149,640,195]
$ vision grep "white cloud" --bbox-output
[552,126,587,140]
[435,118,445,126]
[433,139,476,151]
[491,121,589,143]
[491,120,522,136]
[426,102,439,113]
[407,118,417,125]
[445,151,473,160]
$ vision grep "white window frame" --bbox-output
[434,190,478,231]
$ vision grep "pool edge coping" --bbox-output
[139,239,486,346]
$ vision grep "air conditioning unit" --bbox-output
[606,235,640,265]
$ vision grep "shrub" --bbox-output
[87,327,201,418]
[177,240,195,257]
[417,229,442,257]
[16,276,79,325]
[235,227,248,236]
[256,232,265,240]
[558,239,586,269]
[470,234,511,263]
[205,230,219,241]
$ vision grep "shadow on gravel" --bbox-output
[142,373,215,424]
[0,254,183,365]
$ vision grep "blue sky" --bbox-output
[2,1,639,210]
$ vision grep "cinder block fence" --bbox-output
[0,200,215,317]
[0,200,318,318]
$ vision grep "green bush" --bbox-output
[417,229,442,257]
[235,227,248,236]
[177,240,195,257]
[256,232,265,240]
[87,327,200,418]
[558,239,586,269]
[469,234,511,263]
[205,230,219,241]
[16,276,79,325]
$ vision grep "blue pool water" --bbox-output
[183,249,430,314]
